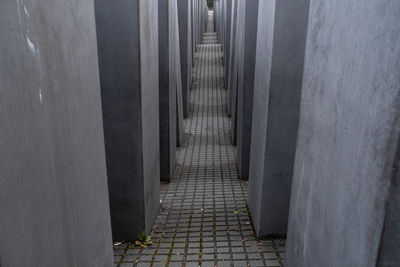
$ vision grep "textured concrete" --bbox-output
[228,0,241,145]
[227,0,237,117]
[192,0,198,53]
[113,15,286,266]
[236,0,259,179]
[286,1,400,266]
[159,0,184,181]
[0,0,113,266]
[248,0,310,237]
[95,0,160,241]
[214,0,230,67]
[224,0,232,81]
[192,0,208,52]
[178,0,193,118]
[173,1,185,147]
[377,147,400,266]
[214,0,222,44]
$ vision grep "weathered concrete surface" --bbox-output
[236,0,259,179]
[230,0,246,145]
[159,0,176,182]
[214,0,229,68]
[286,1,400,266]
[0,0,113,266]
[377,145,400,266]
[248,0,309,236]
[214,0,223,44]
[178,0,193,118]
[172,0,185,146]
[201,1,208,35]
[192,0,208,52]
[224,0,232,81]
[159,0,184,181]
[139,0,162,242]
[192,0,198,54]
[95,0,160,240]
[227,0,237,117]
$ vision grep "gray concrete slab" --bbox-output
[172,0,185,146]
[95,0,160,241]
[227,0,237,116]
[224,0,232,81]
[192,0,208,51]
[230,0,245,145]
[286,0,400,266]
[0,0,113,266]
[236,0,259,179]
[139,0,162,241]
[178,0,193,118]
[159,0,184,180]
[248,0,309,237]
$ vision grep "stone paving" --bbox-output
[113,12,286,267]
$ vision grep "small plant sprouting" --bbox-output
[135,232,153,248]
[233,209,248,214]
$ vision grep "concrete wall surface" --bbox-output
[95,0,160,241]
[139,0,161,240]
[159,0,177,182]
[224,0,232,81]
[172,0,185,146]
[286,1,400,266]
[248,0,277,238]
[159,0,185,181]
[227,0,238,116]
[229,0,243,144]
[248,0,309,236]
[178,0,193,118]
[0,0,113,266]
[236,0,259,179]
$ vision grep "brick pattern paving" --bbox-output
[113,12,286,267]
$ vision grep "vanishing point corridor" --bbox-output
[112,13,285,267]
[2,0,399,266]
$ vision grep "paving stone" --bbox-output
[200,261,215,267]
[233,260,247,266]
[216,261,232,267]
[266,260,282,267]
[121,254,137,262]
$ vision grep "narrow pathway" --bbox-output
[114,12,285,267]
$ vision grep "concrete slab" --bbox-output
[224,0,232,81]
[0,0,113,265]
[95,0,160,241]
[230,0,245,145]
[248,0,309,237]
[178,0,193,117]
[286,0,400,266]
[173,1,185,146]
[227,0,238,116]
[159,0,184,181]
[236,0,259,179]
